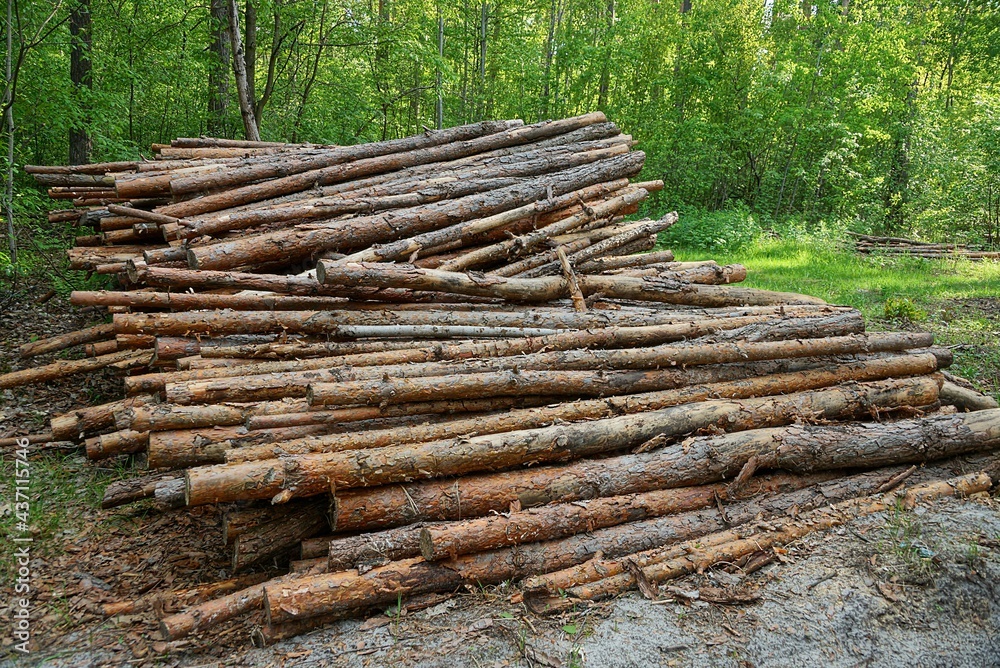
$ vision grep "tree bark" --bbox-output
[207,0,231,137]
[316,262,825,308]
[0,349,151,390]
[227,0,261,141]
[232,501,329,571]
[18,323,114,359]
[231,353,938,464]
[184,375,941,506]
[185,152,644,270]
[69,0,92,165]
[544,472,992,610]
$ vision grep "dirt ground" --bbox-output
[2,282,1000,668]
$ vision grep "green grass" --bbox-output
[669,237,1000,400]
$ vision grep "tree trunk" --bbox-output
[227,0,261,141]
[18,323,114,358]
[207,0,231,137]
[69,0,92,165]
[231,500,329,571]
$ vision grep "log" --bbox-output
[232,502,330,571]
[326,355,941,531]
[305,332,932,407]
[101,472,179,509]
[421,409,1000,560]
[223,499,327,545]
[184,375,942,506]
[164,120,519,200]
[545,472,992,609]
[84,429,149,459]
[316,262,825,307]
[158,559,327,641]
[18,323,114,359]
[161,116,601,218]
[337,473,831,570]
[940,381,999,411]
[0,350,153,390]
[518,213,678,278]
[489,239,593,277]
[72,290,368,312]
[50,395,155,441]
[185,153,645,270]
[261,467,928,625]
[140,311,866,400]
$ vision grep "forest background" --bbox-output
[1,0,999,268]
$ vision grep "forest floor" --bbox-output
[2,241,1000,667]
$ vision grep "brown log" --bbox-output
[101,472,180,509]
[184,375,942,506]
[158,559,327,641]
[222,499,327,545]
[146,423,348,469]
[940,381,999,411]
[305,332,932,407]
[168,143,631,241]
[184,154,646,271]
[340,473,830,570]
[326,355,941,532]
[162,116,603,218]
[84,429,150,459]
[0,350,152,390]
[171,329,872,406]
[232,502,330,571]
[18,323,114,358]
[438,196,648,272]
[50,395,155,441]
[546,472,992,609]
[72,290,364,312]
[84,339,119,357]
[262,468,921,625]
[164,120,519,201]
[136,311,865,399]
[489,239,592,277]
[421,409,1000,561]
[316,262,825,307]
[518,213,678,278]
[230,352,937,463]
[334,167,633,265]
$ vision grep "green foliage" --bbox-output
[659,202,762,253]
[883,296,928,322]
[1,0,999,255]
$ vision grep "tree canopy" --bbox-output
[3,0,999,243]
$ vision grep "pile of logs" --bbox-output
[5,113,1000,645]
[851,232,1000,260]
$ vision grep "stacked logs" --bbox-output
[850,232,1000,260]
[6,113,1000,646]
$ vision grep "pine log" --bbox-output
[18,323,114,359]
[544,472,992,609]
[305,332,932,407]
[84,430,150,459]
[185,153,645,270]
[223,499,327,545]
[136,311,866,399]
[326,356,941,532]
[421,408,1000,561]
[262,468,926,625]
[158,559,327,641]
[337,473,831,571]
[164,120,519,200]
[161,116,602,218]
[940,381,999,411]
[0,350,152,390]
[101,472,180,509]
[51,395,155,441]
[316,262,825,307]
[184,375,942,506]
[72,290,365,312]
